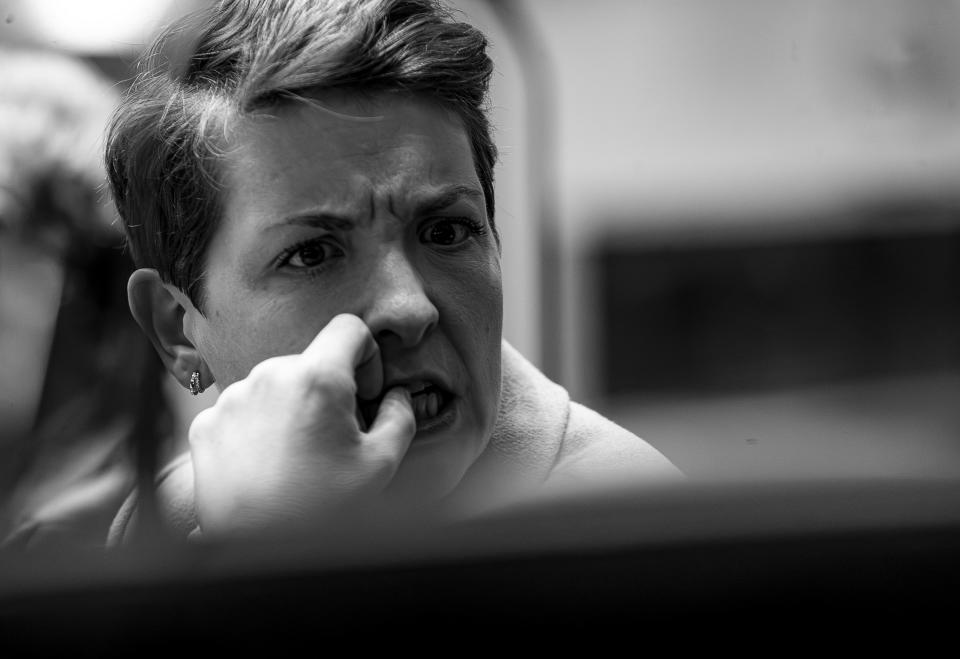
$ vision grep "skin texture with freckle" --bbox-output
[174,91,503,506]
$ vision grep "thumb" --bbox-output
[364,386,416,462]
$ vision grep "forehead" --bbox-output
[220,91,478,216]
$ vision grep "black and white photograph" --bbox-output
[2,0,960,651]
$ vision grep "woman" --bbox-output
[106,0,681,543]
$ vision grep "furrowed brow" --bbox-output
[413,185,484,216]
[264,214,356,232]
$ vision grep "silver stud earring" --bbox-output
[189,370,204,396]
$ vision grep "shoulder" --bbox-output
[107,452,197,546]
[497,340,682,488]
[546,400,684,490]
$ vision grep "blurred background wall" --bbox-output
[2,0,959,493]
[517,0,960,481]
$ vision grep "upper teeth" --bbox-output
[405,382,431,396]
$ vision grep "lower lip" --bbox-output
[414,395,458,436]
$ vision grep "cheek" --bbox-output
[445,256,501,341]
[192,296,321,387]
[189,308,257,387]
[476,257,503,341]
[475,258,504,421]
[443,256,502,404]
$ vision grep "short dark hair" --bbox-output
[105,0,497,311]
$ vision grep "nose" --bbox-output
[363,247,439,348]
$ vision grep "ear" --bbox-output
[128,268,215,392]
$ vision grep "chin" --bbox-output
[389,426,486,506]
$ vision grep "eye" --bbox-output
[278,238,343,270]
[418,218,484,247]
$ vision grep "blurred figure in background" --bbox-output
[0,46,173,550]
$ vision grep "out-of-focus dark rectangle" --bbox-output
[595,201,960,396]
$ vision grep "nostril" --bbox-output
[363,251,439,346]
[374,326,404,344]
[366,296,439,348]
[374,317,436,348]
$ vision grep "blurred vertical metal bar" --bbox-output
[484,0,563,384]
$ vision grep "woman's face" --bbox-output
[181,92,503,501]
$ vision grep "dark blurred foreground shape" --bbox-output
[1,477,959,652]
[0,46,172,551]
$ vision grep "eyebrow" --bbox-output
[264,213,356,233]
[265,184,484,233]
[412,184,484,216]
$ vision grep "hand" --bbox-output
[188,314,416,538]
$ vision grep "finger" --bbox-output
[364,386,415,461]
[354,347,384,403]
[187,406,214,450]
[303,313,382,400]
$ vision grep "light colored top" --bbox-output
[108,341,682,544]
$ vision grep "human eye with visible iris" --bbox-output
[418,217,487,248]
[275,237,344,272]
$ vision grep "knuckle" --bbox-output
[309,366,356,398]
[215,378,248,408]
[188,408,215,446]
[246,355,290,383]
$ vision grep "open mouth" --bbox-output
[359,383,453,431]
